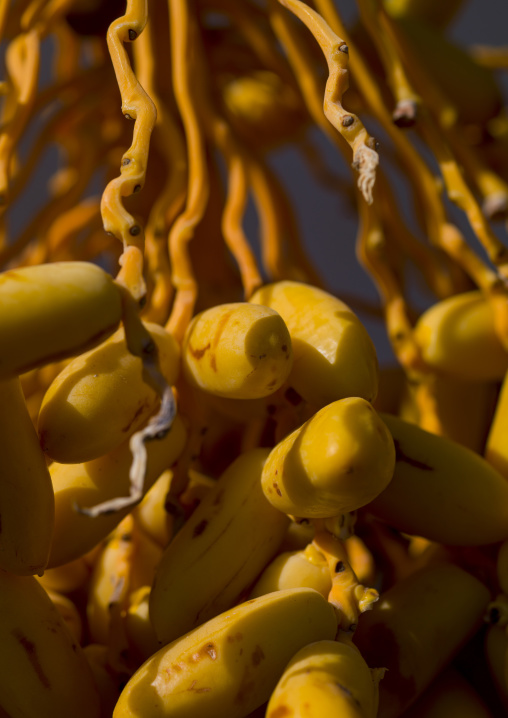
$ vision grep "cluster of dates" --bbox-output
[2,260,508,717]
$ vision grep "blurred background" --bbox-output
[261,0,508,363]
[5,0,508,365]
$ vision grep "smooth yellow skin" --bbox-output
[413,291,508,381]
[249,545,332,599]
[133,468,215,548]
[401,669,492,718]
[353,563,490,718]
[369,413,508,545]
[0,261,123,379]
[87,517,163,646]
[0,378,54,575]
[266,639,380,718]
[261,397,395,518]
[150,449,290,646]
[114,588,338,718]
[404,375,498,453]
[132,469,175,548]
[250,281,379,407]
[86,516,135,646]
[182,302,293,399]
[47,413,187,568]
[0,570,101,718]
[129,523,164,592]
[38,321,180,464]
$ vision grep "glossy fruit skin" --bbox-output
[131,470,176,548]
[266,639,380,718]
[149,448,290,646]
[249,545,332,599]
[0,378,54,575]
[353,563,490,718]
[261,397,395,518]
[250,281,379,407]
[47,412,187,568]
[182,302,293,399]
[38,321,180,464]
[114,588,338,718]
[353,563,491,718]
[0,261,123,379]
[0,569,101,718]
[413,290,508,381]
[368,412,508,545]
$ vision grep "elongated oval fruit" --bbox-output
[133,468,215,548]
[149,448,290,646]
[0,261,123,379]
[0,569,101,717]
[266,639,381,718]
[368,413,508,545]
[47,412,187,567]
[86,516,135,646]
[405,374,498,454]
[413,290,508,381]
[249,545,332,599]
[353,563,490,718]
[114,588,338,718]
[38,321,180,463]
[250,281,379,406]
[0,378,54,575]
[182,302,293,399]
[261,397,395,518]
[87,517,163,647]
